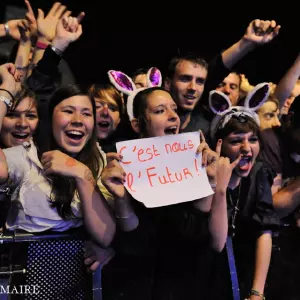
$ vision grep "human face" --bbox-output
[257,101,280,130]
[1,97,38,148]
[134,74,147,88]
[165,60,207,113]
[143,90,180,137]
[95,93,121,140]
[52,96,94,154]
[216,73,240,106]
[222,131,260,177]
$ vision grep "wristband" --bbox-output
[4,23,9,36]
[50,45,63,57]
[36,41,48,50]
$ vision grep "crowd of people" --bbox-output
[0,1,300,299]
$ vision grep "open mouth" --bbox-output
[97,121,110,130]
[238,155,252,171]
[65,130,84,141]
[164,126,178,135]
[11,132,30,140]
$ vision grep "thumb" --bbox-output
[231,155,242,169]
[37,8,44,20]
[77,12,85,24]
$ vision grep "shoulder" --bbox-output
[251,160,275,186]
[3,141,33,159]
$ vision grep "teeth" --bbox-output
[68,131,83,135]
[14,133,28,137]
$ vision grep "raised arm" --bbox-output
[274,53,300,110]
[222,19,280,69]
[0,63,21,183]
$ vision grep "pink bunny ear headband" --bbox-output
[107,67,162,121]
[209,82,270,139]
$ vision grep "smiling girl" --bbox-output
[0,63,115,248]
[0,85,38,148]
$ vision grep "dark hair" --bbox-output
[133,86,172,137]
[214,114,261,148]
[36,84,103,219]
[12,84,36,111]
[132,68,148,82]
[166,53,208,80]
[88,83,125,115]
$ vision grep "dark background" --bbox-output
[1,0,299,85]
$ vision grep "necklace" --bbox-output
[228,182,242,237]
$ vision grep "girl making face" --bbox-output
[209,84,279,300]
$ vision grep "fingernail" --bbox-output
[218,139,222,143]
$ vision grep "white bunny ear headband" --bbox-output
[209,82,270,139]
[107,67,162,121]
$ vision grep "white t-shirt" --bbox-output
[1,140,113,232]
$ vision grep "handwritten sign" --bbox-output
[116,132,213,208]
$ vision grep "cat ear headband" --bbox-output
[108,67,162,121]
[209,82,270,139]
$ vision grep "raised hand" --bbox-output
[24,0,38,39]
[101,153,126,199]
[196,131,219,183]
[51,12,85,51]
[215,140,242,192]
[5,19,24,41]
[244,19,280,45]
[0,63,22,97]
[37,2,69,42]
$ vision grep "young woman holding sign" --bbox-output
[98,68,235,299]
[208,83,279,299]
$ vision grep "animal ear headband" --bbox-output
[209,82,270,139]
[108,67,162,121]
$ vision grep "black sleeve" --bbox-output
[251,163,280,230]
[26,46,62,119]
[201,53,231,106]
[259,128,283,174]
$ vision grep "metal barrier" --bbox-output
[0,228,107,300]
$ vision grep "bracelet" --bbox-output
[16,65,29,70]
[210,183,217,189]
[4,23,9,36]
[249,289,265,300]
[50,45,63,57]
[0,88,14,103]
[36,41,48,50]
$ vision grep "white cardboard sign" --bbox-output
[116,132,213,208]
